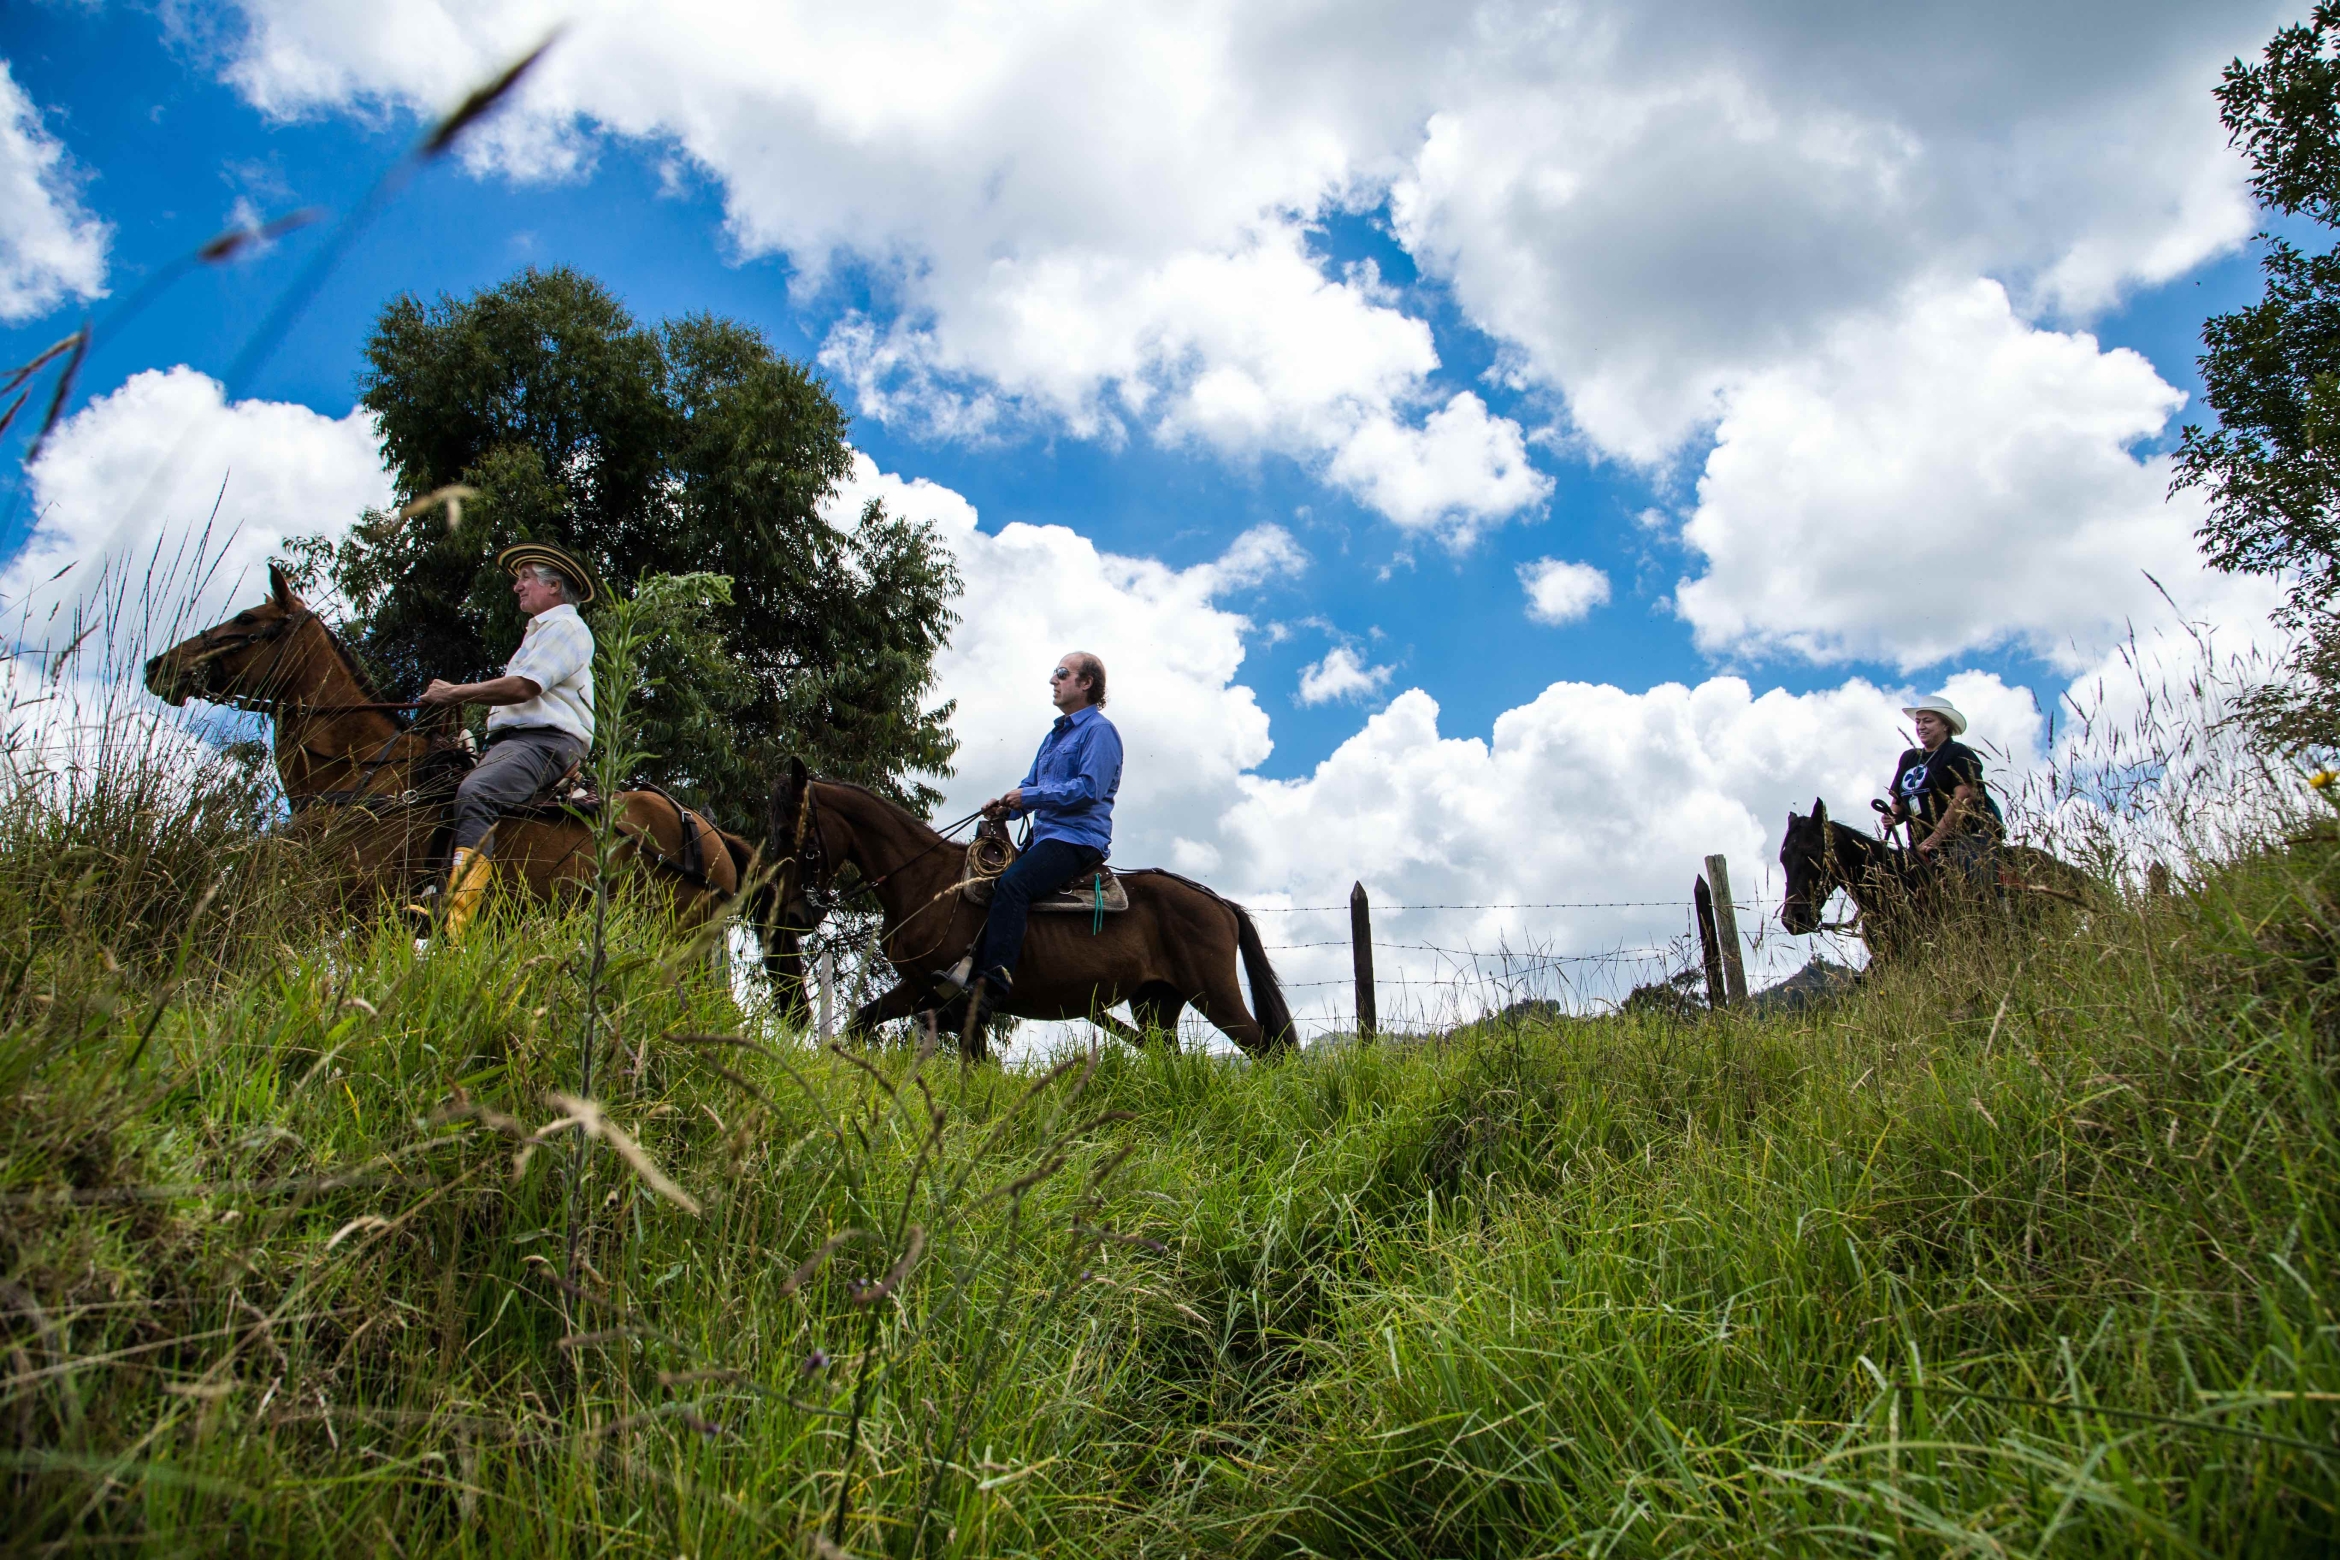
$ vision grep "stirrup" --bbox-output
[933,955,975,996]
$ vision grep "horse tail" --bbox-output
[716,827,758,906]
[1232,902,1297,1051]
[718,827,755,879]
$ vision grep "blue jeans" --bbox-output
[972,838,1105,991]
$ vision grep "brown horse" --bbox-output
[1779,798,2092,961]
[766,762,1296,1057]
[143,566,747,920]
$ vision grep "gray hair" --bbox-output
[527,563,571,599]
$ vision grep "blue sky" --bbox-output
[2,2,2285,778]
[0,1,2306,1026]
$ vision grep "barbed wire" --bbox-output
[1388,941,1676,964]
[1248,899,1752,913]
[1260,938,1679,962]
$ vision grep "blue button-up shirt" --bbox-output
[1013,704,1122,856]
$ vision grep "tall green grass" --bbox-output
[3,755,2338,1554]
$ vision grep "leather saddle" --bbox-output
[501,763,710,887]
[957,828,1129,914]
[519,758,599,814]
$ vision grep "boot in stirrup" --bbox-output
[411,845,494,944]
[933,955,976,998]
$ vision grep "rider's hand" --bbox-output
[418,678,463,707]
[997,787,1022,812]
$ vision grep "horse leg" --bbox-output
[845,980,929,1041]
[1189,968,1270,1055]
[1129,982,1185,1051]
[1092,1011,1148,1047]
[1092,1000,1192,1051]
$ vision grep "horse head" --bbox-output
[143,564,313,710]
[764,756,834,930]
[1778,796,1834,935]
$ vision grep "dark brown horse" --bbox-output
[1779,797,2090,960]
[1778,801,1920,957]
[766,762,1295,1057]
[143,566,748,920]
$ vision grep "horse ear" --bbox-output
[269,563,298,609]
[1813,797,1828,824]
[766,760,801,849]
[788,756,808,792]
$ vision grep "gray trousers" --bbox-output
[455,728,588,852]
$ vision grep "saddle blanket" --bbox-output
[961,867,1130,914]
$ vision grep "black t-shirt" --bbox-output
[1891,739,2004,836]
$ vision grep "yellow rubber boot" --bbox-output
[439,846,494,944]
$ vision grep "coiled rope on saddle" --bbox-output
[963,830,1015,884]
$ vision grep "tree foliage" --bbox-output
[313,267,960,829]
[2176,5,2340,749]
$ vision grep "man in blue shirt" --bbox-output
[947,650,1122,1010]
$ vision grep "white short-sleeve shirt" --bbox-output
[486,601,595,747]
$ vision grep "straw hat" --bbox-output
[1900,694,1966,735]
[496,541,598,606]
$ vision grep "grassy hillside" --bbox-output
[4,752,2338,1555]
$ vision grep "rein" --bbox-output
[860,808,986,892]
[180,605,428,717]
[185,605,466,812]
[783,780,987,966]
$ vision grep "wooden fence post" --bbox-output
[1702,854,1749,1006]
[1350,880,1377,1040]
[1693,876,1727,1010]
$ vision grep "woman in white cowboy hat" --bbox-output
[1882,694,2004,870]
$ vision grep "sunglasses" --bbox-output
[1050,667,1078,680]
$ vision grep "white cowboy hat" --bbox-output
[1901,695,1967,735]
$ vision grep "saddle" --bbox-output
[957,826,1129,914]
[500,762,711,887]
[517,758,599,814]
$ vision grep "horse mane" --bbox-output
[1826,815,1891,871]
[295,607,393,709]
[810,777,952,847]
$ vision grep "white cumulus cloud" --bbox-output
[203,0,2274,544]
[1519,557,1610,625]
[1391,2,2277,461]
[214,1,1546,535]
[1198,523,1308,592]
[1219,668,2047,1030]
[0,59,110,323]
[12,367,390,665]
[1296,645,1394,706]
[1673,279,2282,672]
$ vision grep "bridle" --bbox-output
[166,605,314,714]
[1785,819,1868,937]
[773,775,983,951]
[170,604,464,814]
[167,605,426,717]
[775,776,833,930]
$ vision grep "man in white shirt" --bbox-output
[411,542,598,938]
